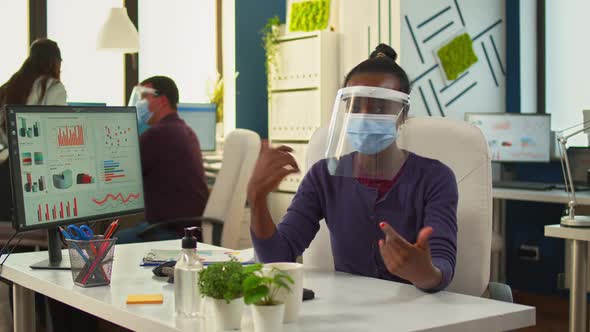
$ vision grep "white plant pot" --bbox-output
[251,303,285,332]
[211,297,244,330]
[263,262,304,323]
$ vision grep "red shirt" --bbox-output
[357,160,407,199]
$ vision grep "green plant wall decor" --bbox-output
[437,33,478,81]
[289,0,331,32]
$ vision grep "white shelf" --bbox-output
[268,31,339,193]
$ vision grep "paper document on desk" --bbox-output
[141,248,256,266]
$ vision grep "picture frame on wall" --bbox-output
[286,0,339,34]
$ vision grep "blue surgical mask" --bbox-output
[136,99,151,134]
[346,114,398,154]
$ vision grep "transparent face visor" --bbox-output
[325,86,410,180]
[127,85,158,107]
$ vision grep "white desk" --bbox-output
[490,188,590,282]
[0,240,535,332]
[493,188,590,205]
[545,225,590,332]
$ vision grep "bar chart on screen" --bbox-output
[17,117,41,138]
[101,160,127,182]
[32,197,79,222]
[56,125,85,147]
[23,172,47,193]
[46,117,90,157]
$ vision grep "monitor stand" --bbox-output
[30,228,71,270]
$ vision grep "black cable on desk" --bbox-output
[0,231,24,267]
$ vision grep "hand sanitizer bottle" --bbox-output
[174,227,203,317]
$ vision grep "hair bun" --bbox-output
[369,44,398,61]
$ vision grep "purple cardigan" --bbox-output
[251,152,458,291]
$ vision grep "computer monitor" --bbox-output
[5,105,145,268]
[465,113,551,162]
[177,103,217,152]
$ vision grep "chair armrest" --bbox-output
[487,282,513,303]
[137,217,224,246]
[198,217,224,246]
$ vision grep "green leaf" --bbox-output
[273,273,294,285]
[244,285,269,305]
[242,275,262,291]
[273,279,290,291]
[242,264,262,274]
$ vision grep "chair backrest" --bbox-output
[201,129,261,248]
[304,117,492,296]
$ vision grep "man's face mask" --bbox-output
[128,86,159,135]
[136,99,151,135]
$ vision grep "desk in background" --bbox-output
[493,187,590,205]
[491,188,590,284]
[545,225,590,332]
[0,240,535,332]
[492,187,590,294]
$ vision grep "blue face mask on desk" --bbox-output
[136,99,152,135]
[346,114,398,155]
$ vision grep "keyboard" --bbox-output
[493,181,554,191]
[553,183,590,192]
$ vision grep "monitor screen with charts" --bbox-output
[177,103,217,152]
[465,113,551,162]
[6,105,145,231]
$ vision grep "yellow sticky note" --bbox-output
[126,294,164,305]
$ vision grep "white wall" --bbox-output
[546,0,590,147]
[47,0,125,105]
[401,0,505,119]
[139,1,217,104]
[339,0,506,120]
[339,0,401,81]
[222,0,236,136]
[0,2,28,85]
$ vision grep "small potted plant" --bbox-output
[242,264,294,332]
[198,260,248,330]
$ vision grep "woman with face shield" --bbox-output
[248,44,458,292]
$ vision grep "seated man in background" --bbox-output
[117,76,209,243]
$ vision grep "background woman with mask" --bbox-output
[248,44,458,292]
[0,38,66,332]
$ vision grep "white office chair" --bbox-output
[201,129,261,248]
[140,129,261,249]
[303,117,511,299]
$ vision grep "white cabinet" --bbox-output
[268,30,340,193]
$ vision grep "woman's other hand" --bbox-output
[378,222,442,290]
[247,141,300,206]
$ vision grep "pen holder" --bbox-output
[66,236,117,287]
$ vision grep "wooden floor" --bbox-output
[513,290,569,331]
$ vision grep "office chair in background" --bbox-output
[138,129,261,249]
[303,117,512,301]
